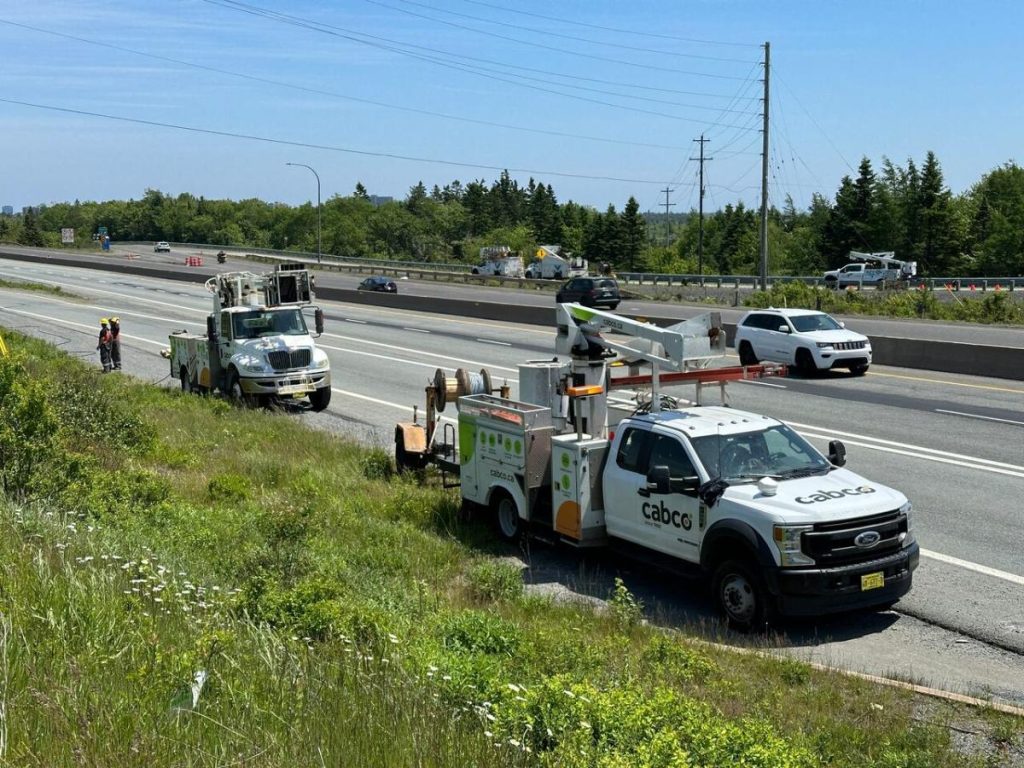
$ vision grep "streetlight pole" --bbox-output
[286,162,321,264]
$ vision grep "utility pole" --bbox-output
[660,186,675,247]
[759,41,771,290]
[691,135,712,281]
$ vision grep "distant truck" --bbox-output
[471,246,525,278]
[524,245,589,280]
[824,251,917,288]
[167,264,332,410]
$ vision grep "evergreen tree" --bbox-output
[22,208,45,247]
[620,197,646,271]
[354,182,369,199]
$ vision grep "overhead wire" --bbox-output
[455,0,762,48]
[0,96,690,186]
[198,0,762,129]
[204,0,751,81]
[367,0,758,65]
[0,18,696,153]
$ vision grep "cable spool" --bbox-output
[432,368,493,411]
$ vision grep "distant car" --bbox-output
[358,276,398,293]
[734,307,872,376]
[154,241,171,253]
[555,277,620,310]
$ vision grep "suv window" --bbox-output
[596,278,618,289]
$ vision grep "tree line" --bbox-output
[2,154,1022,277]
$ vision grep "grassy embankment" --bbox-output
[0,330,1021,767]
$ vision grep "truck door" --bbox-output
[603,425,700,562]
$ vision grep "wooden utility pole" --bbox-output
[691,135,712,281]
[660,186,675,246]
[759,41,771,290]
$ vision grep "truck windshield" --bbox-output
[231,309,308,339]
[691,423,830,482]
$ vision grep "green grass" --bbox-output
[0,278,83,299]
[0,328,1020,767]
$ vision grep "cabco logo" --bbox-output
[795,486,876,504]
[642,501,692,530]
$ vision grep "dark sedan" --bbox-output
[358,276,398,293]
[555,277,620,309]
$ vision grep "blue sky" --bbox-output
[1,0,1021,215]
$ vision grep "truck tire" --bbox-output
[712,559,774,633]
[738,341,758,366]
[179,366,193,393]
[492,491,522,542]
[226,370,252,407]
[308,386,331,412]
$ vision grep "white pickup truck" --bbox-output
[398,305,918,629]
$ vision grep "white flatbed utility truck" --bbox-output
[167,263,332,410]
[396,304,918,629]
[824,251,918,288]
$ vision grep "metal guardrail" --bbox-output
[117,242,1023,291]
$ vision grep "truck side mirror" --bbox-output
[828,439,847,467]
[314,308,324,337]
[206,314,219,346]
[646,465,671,495]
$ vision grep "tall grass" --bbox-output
[0,329,1019,767]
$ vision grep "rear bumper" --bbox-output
[240,371,331,395]
[764,541,919,617]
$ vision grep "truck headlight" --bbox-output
[900,501,914,546]
[240,356,269,373]
[773,524,815,567]
[313,354,330,369]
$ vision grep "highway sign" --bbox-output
[61,228,74,244]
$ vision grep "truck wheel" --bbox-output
[795,348,817,376]
[492,491,522,542]
[712,559,773,633]
[179,366,193,393]
[308,386,331,412]
[226,371,251,407]
[738,341,758,366]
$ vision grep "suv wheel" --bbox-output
[738,341,758,366]
[795,348,817,376]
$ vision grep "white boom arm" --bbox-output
[849,251,904,268]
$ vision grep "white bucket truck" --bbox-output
[471,245,526,277]
[824,251,917,288]
[524,245,589,280]
[167,263,332,410]
[397,305,918,629]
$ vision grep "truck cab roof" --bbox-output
[623,406,780,440]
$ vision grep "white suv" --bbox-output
[154,241,171,253]
[734,307,871,376]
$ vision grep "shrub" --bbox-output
[467,559,523,602]
[609,577,644,629]
[207,473,250,502]
[440,611,520,656]
[362,448,394,480]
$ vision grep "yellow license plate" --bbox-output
[861,571,884,591]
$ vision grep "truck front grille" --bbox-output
[267,348,312,371]
[803,510,906,566]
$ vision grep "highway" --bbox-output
[2,251,1024,708]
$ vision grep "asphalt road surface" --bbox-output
[2,253,1023,709]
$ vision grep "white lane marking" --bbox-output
[921,549,1024,587]
[0,306,168,347]
[935,409,1024,427]
[402,327,431,334]
[326,332,519,373]
[477,338,512,346]
[788,421,1024,472]
[738,379,787,389]
[799,431,1024,480]
[345,318,367,324]
[330,386,457,424]
[318,341,520,384]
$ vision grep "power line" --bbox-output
[368,0,758,65]
[455,0,762,48]
[203,0,751,81]
[0,18,698,153]
[0,96,697,187]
